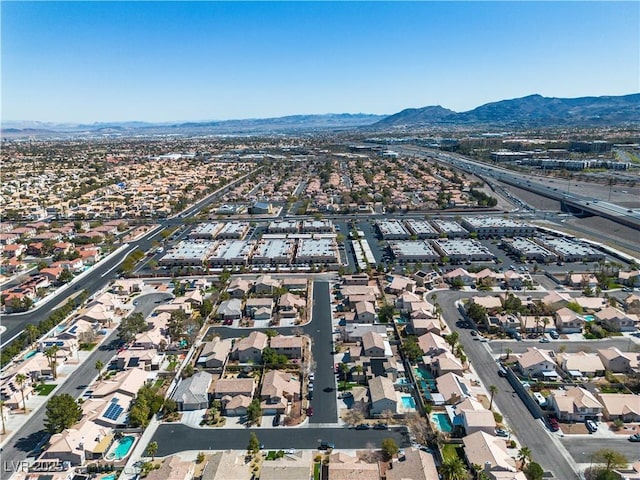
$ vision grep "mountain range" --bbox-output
[3,93,638,137]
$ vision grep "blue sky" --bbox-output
[2,1,638,123]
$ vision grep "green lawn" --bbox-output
[35,384,57,396]
[79,343,97,351]
[442,443,465,463]
[314,462,321,480]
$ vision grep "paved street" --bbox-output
[150,424,410,456]
[562,437,640,466]
[437,290,580,479]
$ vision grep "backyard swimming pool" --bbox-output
[24,351,37,359]
[105,435,135,461]
[583,315,595,322]
[400,395,416,409]
[431,412,453,433]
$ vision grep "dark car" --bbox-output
[355,424,370,430]
[323,386,334,392]
[628,433,640,442]
[319,441,335,450]
[373,423,389,430]
[306,406,314,416]
[272,413,281,427]
[470,330,478,337]
[548,417,560,431]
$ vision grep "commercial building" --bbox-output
[251,238,295,264]
[542,237,605,262]
[502,237,557,262]
[389,241,439,262]
[403,219,439,239]
[216,222,250,239]
[461,217,535,238]
[268,220,299,233]
[208,240,255,266]
[188,223,224,239]
[431,219,468,238]
[432,239,495,262]
[159,240,216,267]
[301,219,334,233]
[376,220,410,239]
[295,238,339,264]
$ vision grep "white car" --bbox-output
[309,373,315,381]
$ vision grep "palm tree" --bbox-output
[146,441,158,460]
[15,374,28,411]
[95,360,104,381]
[0,400,6,434]
[488,385,498,410]
[45,346,60,379]
[518,446,532,468]
[440,456,467,480]
[541,318,550,336]
[25,325,40,346]
[504,347,512,362]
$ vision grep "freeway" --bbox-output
[436,290,580,479]
[395,145,640,230]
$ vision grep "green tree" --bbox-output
[518,446,532,468]
[15,373,28,411]
[381,438,399,460]
[593,448,628,472]
[440,456,468,480]
[524,462,544,480]
[45,345,60,379]
[445,331,459,349]
[247,432,260,454]
[378,304,395,323]
[95,360,104,381]
[44,394,82,434]
[58,268,74,283]
[488,385,498,410]
[25,324,40,346]
[247,399,261,425]
[262,348,288,367]
[118,312,148,342]
[146,441,158,460]
[401,336,424,362]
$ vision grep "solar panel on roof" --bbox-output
[110,397,119,403]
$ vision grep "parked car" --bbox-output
[495,428,509,437]
[319,441,335,450]
[585,420,598,433]
[470,330,478,337]
[308,373,315,381]
[539,336,550,343]
[548,330,559,339]
[355,424,370,430]
[628,433,640,442]
[548,417,560,432]
[306,407,314,417]
[272,413,281,427]
[373,423,389,430]
[497,365,507,377]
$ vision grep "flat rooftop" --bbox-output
[431,219,468,234]
[404,219,437,235]
[433,238,494,257]
[389,240,439,258]
[376,219,409,237]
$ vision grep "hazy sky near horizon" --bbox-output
[2,1,639,123]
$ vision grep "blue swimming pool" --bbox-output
[101,475,117,480]
[24,351,37,359]
[401,395,416,409]
[431,412,453,433]
[106,435,135,461]
[583,315,595,322]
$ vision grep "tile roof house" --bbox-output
[259,449,313,480]
[411,318,443,336]
[41,420,112,465]
[463,431,516,473]
[269,335,303,359]
[145,455,195,480]
[232,331,268,363]
[361,331,386,358]
[554,307,585,333]
[327,452,380,480]
[516,348,556,377]
[245,297,273,320]
[260,370,301,414]
[596,393,640,422]
[91,368,149,399]
[221,394,253,416]
[278,292,305,318]
[227,278,252,298]
[254,274,282,294]
[386,447,439,480]
[459,402,497,435]
[436,372,472,404]
[548,386,604,422]
[595,307,638,332]
[172,371,213,411]
[201,450,252,480]
[197,337,232,369]
[355,301,377,323]
[418,332,449,356]
[369,375,398,415]
[557,352,605,377]
[425,350,465,377]
[597,347,640,374]
[213,378,256,399]
[444,268,476,286]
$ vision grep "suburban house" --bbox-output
[355,301,377,323]
[227,278,252,298]
[596,393,640,422]
[259,450,314,480]
[361,331,387,358]
[197,337,232,369]
[254,275,282,294]
[213,378,256,400]
[557,352,605,378]
[455,397,497,435]
[245,297,274,320]
[91,368,149,399]
[172,371,213,411]
[222,394,253,416]
[444,268,476,286]
[595,307,638,332]
[217,298,243,321]
[548,386,604,422]
[369,375,398,415]
[41,421,112,465]
[597,347,640,374]
[516,348,557,377]
[436,372,472,404]
[278,292,305,318]
[116,348,162,371]
[618,270,640,287]
[385,275,416,294]
[260,370,301,414]
[145,455,195,480]
[463,431,517,474]
[269,335,304,359]
[385,447,440,480]
[418,332,449,356]
[425,351,465,377]
[327,452,381,479]
[232,331,268,363]
[554,307,585,333]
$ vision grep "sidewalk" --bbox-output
[118,415,161,480]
